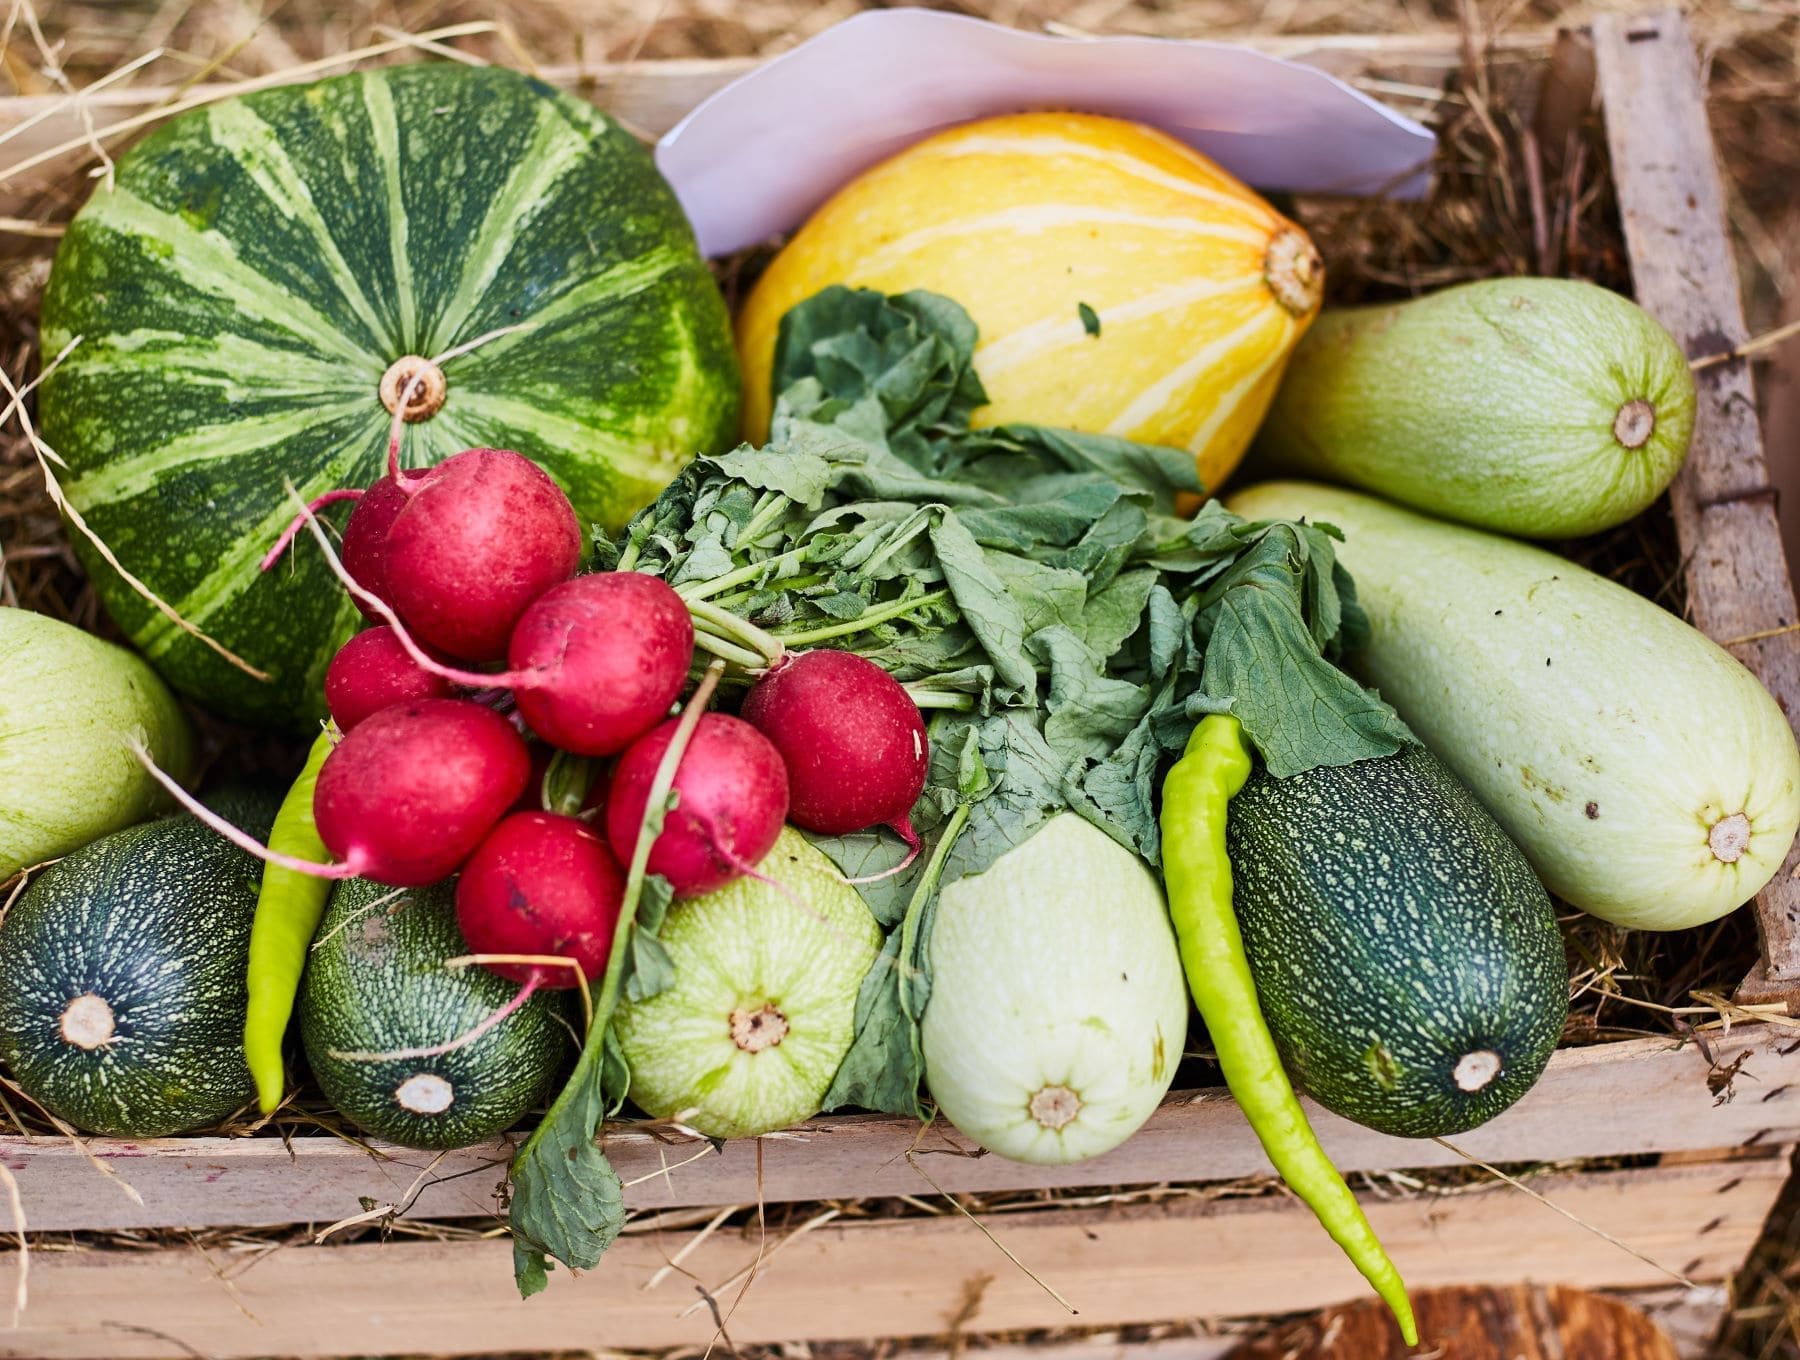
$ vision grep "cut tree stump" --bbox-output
[1225,1285,1680,1360]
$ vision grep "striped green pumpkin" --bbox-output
[39,65,739,727]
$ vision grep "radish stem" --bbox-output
[736,491,793,548]
[590,659,726,1036]
[676,545,812,603]
[685,596,786,668]
[904,687,976,711]
[775,589,950,646]
[689,628,766,672]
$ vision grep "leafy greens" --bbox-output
[507,285,1412,1292]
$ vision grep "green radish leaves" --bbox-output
[508,1041,626,1299]
[821,727,999,1116]
[623,875,676,1004]
[628,286,1412,862]
[508,867,676,1294]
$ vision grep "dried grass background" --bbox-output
[3,0,1800,1357]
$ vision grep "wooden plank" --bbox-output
[7,1028,1796,1233]
[0,1157,1780,1359]
[0,30,1558,220]
[1592,10,1800,997]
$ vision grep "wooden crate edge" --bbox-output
[0,1154,1782,1360]
[1589,10,1800,1001]
[7,1026,1796,1234]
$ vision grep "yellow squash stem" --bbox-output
[243,728,337,1113]
[1159,714,1418,1346]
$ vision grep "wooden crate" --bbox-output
[0,10,1796,1358]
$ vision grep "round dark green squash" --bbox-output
[0,803,274,1137]
[301,877,569,1149]
[1226,744,1567,1138]
[39,64,740,728]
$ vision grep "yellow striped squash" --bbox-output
[737,111,1323,494]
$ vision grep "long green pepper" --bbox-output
[243,728,336,1114]
[1159,714,1418,1346]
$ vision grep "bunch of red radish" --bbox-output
[169,443,932,1002]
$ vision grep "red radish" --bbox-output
[339,472,426,621]
[130,696,528,888]
[509,574,695,756]
[314,697,531,886]
[285,490,697,758]
[323,626,455,731]
[606,714,789,897]
[382,447,582,661]
[740,650,928,863]
[456,812,625,984]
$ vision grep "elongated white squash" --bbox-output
[1226,482,1800,930]
[922,814,1188,1164]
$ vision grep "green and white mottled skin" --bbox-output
[0,811,264,1137]
[39,64,740,727]
[614,830,881,1139]
[1252,279,1694,538]
[301,878,570,1150]
[0,608,194,878]
[922,814,1188,1165]
[1229,746,1566,1138]
[1229,481,1800,930]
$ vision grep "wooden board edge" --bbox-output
[0,1156,1781,1359]
[5,1027,1796,1233]
[1590,9,1800,992]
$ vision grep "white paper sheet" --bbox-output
[655,9,1436,258]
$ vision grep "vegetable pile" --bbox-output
[5,59,1796,1351]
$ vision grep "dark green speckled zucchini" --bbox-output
[0,799,274,1137]
[302,878,569,1150]
[1227,744,1567,1138]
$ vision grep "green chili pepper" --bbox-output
[244,728,336,1114]
[1160,713,1418,1347]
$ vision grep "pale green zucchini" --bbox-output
[1251,279,1695,538]
[1226,481,1800,930]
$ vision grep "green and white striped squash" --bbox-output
[39,64,740,727]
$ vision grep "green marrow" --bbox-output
[0,804,271,1137]
[1229,745,1566,1137]
[0,608,195,879]
[1252,279,1694,537]
[301,878,569,1149]
[1228,481,1800,930]
[40,65,739,727]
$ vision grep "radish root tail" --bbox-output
[127,739,359,880]
[260,487,366,572]
[840,817,922,885]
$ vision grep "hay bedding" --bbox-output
[1,2,1798,1356]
